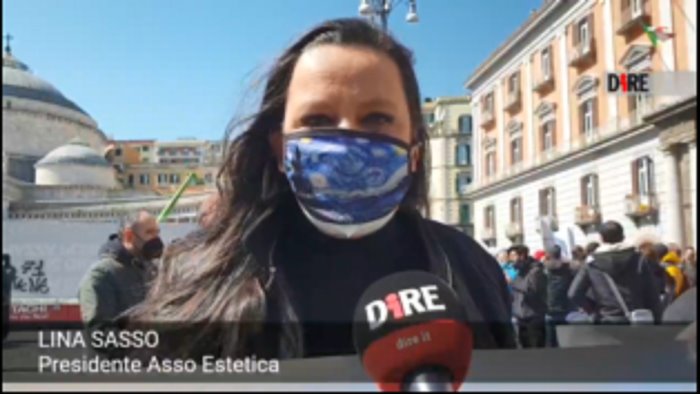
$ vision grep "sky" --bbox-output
[3,0,541,141]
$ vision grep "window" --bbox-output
[115,148,122,157]
[631,0,643,16]
[581,174,599,207]
[142,146,149,152]
[455,172,471,194]
[633,157,655,196]
[458,115,473,134]
[539,187,557,217]
[578,18,590,45]
[158,173,167,185]
[510,197,522,224]
[128,174,134,186]
[455,144,470,166]
[629,94,650,115]
[581,99,595,138]
[142,157,149,163]
[139,174,150,185]
[485,152,497,177]
[508,72,520,93]
[459,204,471,225]
[511,138,523,164]
[424,113,435,125]
[541,47,552,79]
[170,174,181,184]
[485,205,496,229]
[541,120,555,151]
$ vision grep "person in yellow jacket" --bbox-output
[661,250,688,298]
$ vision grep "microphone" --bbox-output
[352,271,473,392]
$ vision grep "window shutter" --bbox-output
[573,21,580,46]
[588,12,595,41]
[552,120,557,146]
[539,189,546,216]
[648,158,655,193]
[594,174,600,207]
[632,159,640,194]
[592,97,599,130]
[580,177,587,206]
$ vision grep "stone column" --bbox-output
[662,147,684,245]
[690,141,697,248]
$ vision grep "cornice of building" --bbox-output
[465,0,567,90]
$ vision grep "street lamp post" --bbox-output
[358,0,419,31]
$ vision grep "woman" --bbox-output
[128,18,515,359]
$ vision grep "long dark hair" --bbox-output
[128,18,430,358]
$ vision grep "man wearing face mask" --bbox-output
[79,210,163,330]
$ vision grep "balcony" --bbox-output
[506,222,524,239]
[575,205,602,227]
[504,90,522,112]
[569,38,596,68]
[536,215,559,232]
[617,1,652,36]
[625,193,659,218]
[482,227,496,242]
[481,110,495,127]
[533,72,554,94]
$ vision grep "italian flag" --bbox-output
[643,24,675,47]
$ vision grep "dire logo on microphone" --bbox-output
[364,285,446,330]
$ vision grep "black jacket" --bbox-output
[509,258,548,321]
[568,243,661,323]
[543,258,574,316]
[240,196,517,355]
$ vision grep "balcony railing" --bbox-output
[482,227,496,241]
[625,193,659,218]
[505,90,522,111]
[533,71,554,93]
[506,222,523,239]
[569,38,596,68]
[481,110,495,126]
[617,1,652,35]
[575,205,602,227]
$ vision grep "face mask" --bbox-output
[135,234,164,260]
[283,129,414,239]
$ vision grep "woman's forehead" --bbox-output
[288,44,405,101]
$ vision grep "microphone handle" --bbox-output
[402,366,455,392]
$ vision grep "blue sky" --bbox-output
[3,0,540,141]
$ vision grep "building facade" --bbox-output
[466,0,696,254]
[423,96,474,235]
[107,138,224,194]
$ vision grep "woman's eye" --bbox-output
[363,113,395,127]
[300,114,335,128]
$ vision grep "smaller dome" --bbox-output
[36,139,111,168]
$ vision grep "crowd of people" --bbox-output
[496,220,697,349]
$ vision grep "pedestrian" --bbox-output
[79,210,164,333]
[585,241,600,263]
[570,245,587,275]
[682,247,696,289]
[568,221,661,324]
[510,245,547,348]
[124,18,516,360]
[542,244,574,347]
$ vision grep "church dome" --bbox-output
[35,138,117,188]
[3,50,95,124]
[36,138,111,168]
[2,42,108,179]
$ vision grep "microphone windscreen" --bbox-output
[352,271,473,391]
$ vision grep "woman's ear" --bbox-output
[268,131,284,172]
